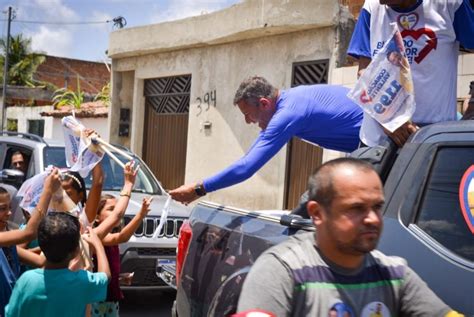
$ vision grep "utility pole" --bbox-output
[1,6,14,132]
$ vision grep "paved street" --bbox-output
[121,290,175,317]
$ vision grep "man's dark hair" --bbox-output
[12,150,24,157]
[233,76,277,106]
[307,158,376,208]
[38,213,80,263]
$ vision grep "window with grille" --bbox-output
[291,60,329,87]
[144,75,191,114]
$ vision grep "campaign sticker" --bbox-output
[458,166,474,234]
[361,302,390,317]
[328,302,354,317]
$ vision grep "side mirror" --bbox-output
[0,169,25,189]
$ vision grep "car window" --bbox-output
[416,147,474,262]
[43,146,162,195]
[2,145,32,176]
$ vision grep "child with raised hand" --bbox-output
[89,161,153,317]
[0,168,60,316]
[5,213,110,317]
[92,195,152,317]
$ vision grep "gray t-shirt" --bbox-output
[237,231,452,317]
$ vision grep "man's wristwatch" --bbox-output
[194,183,207,197]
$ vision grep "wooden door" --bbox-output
[143,75,191,190]
[284,61,328,209]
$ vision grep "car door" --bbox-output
[379,135,474,315]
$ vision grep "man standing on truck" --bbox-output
[237,158,462,316]
[348,0,474,147]
[170,76,363,204]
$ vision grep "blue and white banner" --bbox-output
[348,23,416,132]
[62,116,104,177]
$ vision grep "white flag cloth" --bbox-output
[348,23,416,132]
[17,167,83,218]
[62,116,105,177]
[18,171,48,214]
[62,116,83,168]
[153,195,172,239]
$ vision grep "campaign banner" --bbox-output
[62,116,104,177]
[18,172,48,214]
[18,167,84,218]
[348,23,416,132]
[62,116,84,168]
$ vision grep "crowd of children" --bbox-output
[0,159,152,317]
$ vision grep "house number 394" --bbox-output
[196,90,216,116]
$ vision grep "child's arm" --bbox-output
[16,245,45,268]
[84,130,104,223]
[83,226,111,279]
[103,196,152,246]
[0,169,60,247]
[84,161,103,224]
[94,161,137,240]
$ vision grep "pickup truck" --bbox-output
[171,121,474,316]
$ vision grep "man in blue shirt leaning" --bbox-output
[170,76,363,204]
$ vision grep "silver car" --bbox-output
[0,132,191,289]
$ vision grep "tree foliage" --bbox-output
[0,34,46,87]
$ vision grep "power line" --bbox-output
[0,16,126,28]
[1,19,107,25]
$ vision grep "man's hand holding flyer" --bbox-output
[348,23,415,133]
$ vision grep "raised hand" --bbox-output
[139,196,153,216]
[44,168,61,193]
[83,226,102,249]
[124,160,138,187]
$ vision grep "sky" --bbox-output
[0,0,241,62]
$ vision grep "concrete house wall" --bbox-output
[108,0,353,210]
[6,105,109,140]
[108,0,474,210]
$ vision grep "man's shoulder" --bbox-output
[264,231,316,263]
[369,249,408,272]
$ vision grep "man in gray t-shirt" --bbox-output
[237,158,460,317]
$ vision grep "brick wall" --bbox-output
[34,55,110,94]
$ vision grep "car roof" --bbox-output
[0,135,64,148]
[1,134,134,155]
[0,135,46,148]
[43,139,64,147]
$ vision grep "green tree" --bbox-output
[0,34,46,87]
